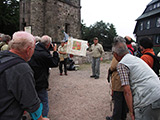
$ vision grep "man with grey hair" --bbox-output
[112,36,160,120]
[29,35,59,118]
[106,36,127,120]
[0,31,49,120]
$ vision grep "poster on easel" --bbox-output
[24,26,31,34]
[66,38,88,57]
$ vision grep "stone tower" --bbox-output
[19,0,81,42]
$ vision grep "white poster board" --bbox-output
[24,26,31,33]
[67,38,88,57]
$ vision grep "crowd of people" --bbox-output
[106,36,160,120]
[0,31,160,120]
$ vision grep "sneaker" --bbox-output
[60,73,62,76]
[90,75,96,78]
[95,76,99,79]
[106,116,112,120]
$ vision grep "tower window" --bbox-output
[65,23,70,34]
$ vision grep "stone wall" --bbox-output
[20,0,81,42]
[72,51,113,64]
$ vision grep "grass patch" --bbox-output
[77,60,111,70]
[101,60,111,64]
[78,63,90,70]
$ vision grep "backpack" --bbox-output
[144,52,160,77]
[0,57,25,74]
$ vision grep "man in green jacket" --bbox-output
[89,37,104,79]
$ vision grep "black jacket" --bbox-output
[29,43,59,91]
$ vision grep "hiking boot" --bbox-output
[95,76,99,79]
[106,116,113,120]
[60,73,62,76]
[90,75,96,78]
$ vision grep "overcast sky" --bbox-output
[81,0,151,40]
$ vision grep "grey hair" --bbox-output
[41,35,52,46]
[2,35,11,43]
[112,36,128,56]
[9,31,35,52]
[35,36,41,42]
[113,36,126,43]
[0,33,4,38]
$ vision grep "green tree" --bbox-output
[81,20,117,51]
[0,0,19,36]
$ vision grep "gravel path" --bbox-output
[48,61,131,120]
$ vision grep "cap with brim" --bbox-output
[94,37,98,40]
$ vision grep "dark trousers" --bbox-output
[59,58,67,74]
[112,91,128,120]
[37,89,49,117]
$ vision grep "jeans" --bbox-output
[134,98,160,120]
[91,57,100,77]
[37,89,49,117]
[59,58,67,74]
[112,91,128,120]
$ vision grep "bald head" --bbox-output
[9,31,35,51]
[9,31,35,61]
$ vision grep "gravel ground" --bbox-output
[47,61,131,120]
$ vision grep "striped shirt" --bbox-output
[117,63,130,86]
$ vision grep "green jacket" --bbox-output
[90,43,104,58]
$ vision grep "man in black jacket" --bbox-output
[29,35,59,118]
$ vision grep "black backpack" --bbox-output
[144,53,160,77]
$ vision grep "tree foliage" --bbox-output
[82,20,117,51]
[0,0,19,36]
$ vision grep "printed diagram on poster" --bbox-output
[67,38,88,57]
[24,26,31,33]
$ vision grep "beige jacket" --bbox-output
[58,44,68,61]
[110,57,123,91]
[90,43,104,58]
[1,44,9,51]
